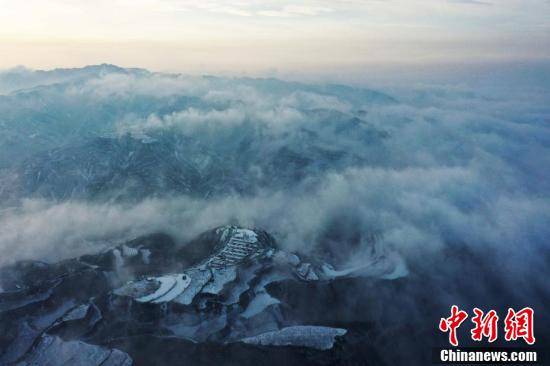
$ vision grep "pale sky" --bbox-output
[0,0,549,75]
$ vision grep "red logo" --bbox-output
[439,305,469,346]
[471,308,499,343]
[504,307,536,345]
[439,306,535,346]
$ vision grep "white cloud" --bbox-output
[258,5,333,17]
[0,67,549,313]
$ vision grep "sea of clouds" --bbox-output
[0,67,549,318]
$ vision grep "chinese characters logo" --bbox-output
[439,306,535,346]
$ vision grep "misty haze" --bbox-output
[0,1,549,365]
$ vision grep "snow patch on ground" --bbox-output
[234,228,258,243]
[136,275,177,303]
[201,267,237,295]
[152,274,192,303]
[241,291,280,319]
[174,268,212,305]
[241,326,347,350]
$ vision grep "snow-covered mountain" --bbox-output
[0,226,404,365]
[0,68,392,200]
[1,65,549,365]
[0,64,148,94]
